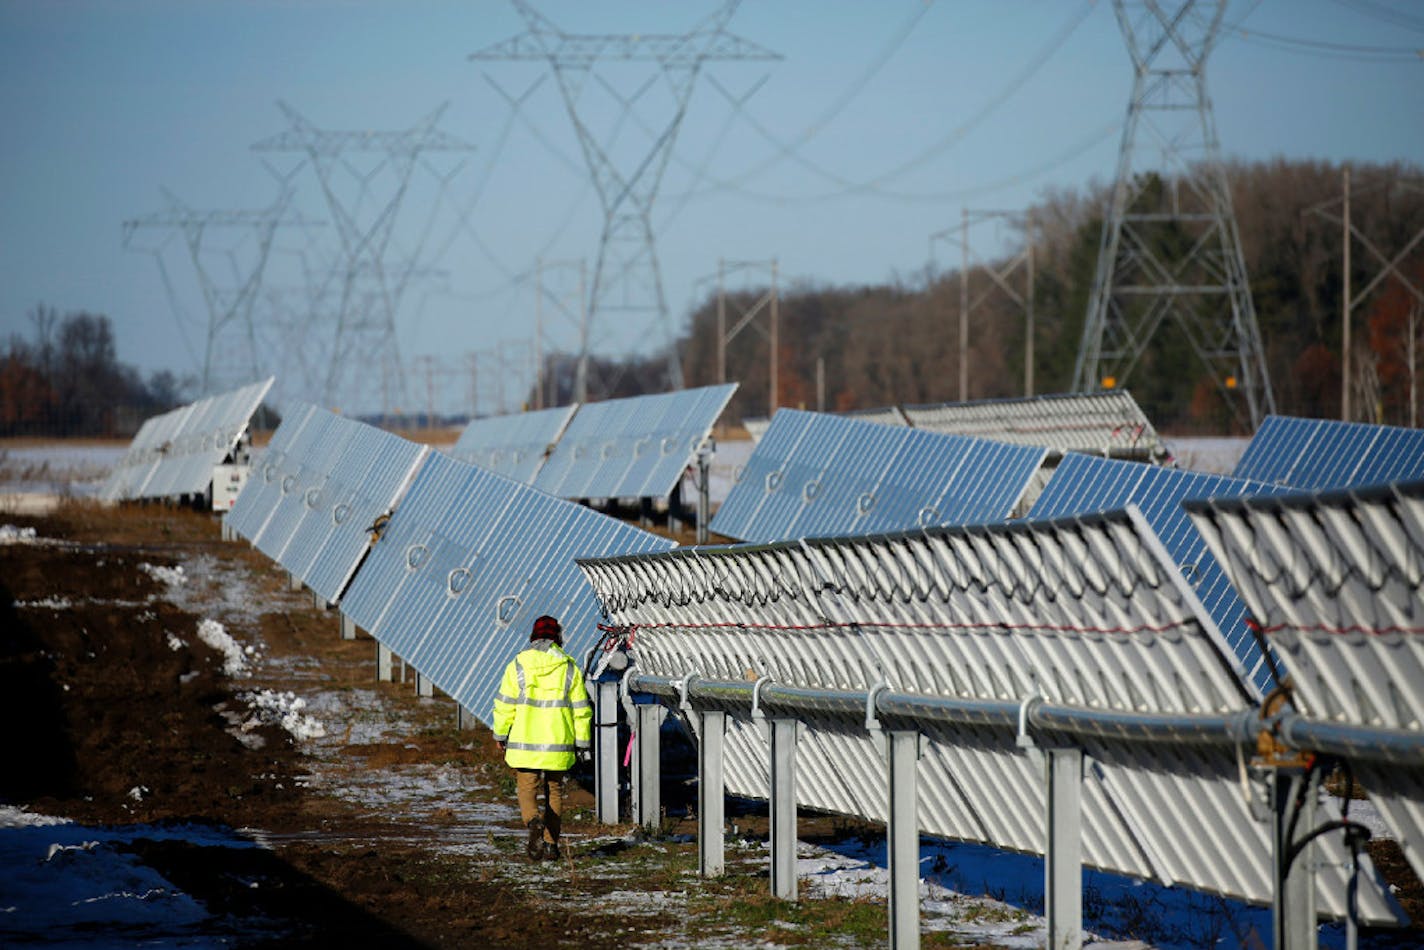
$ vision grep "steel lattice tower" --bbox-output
[472,1,778,400]
[1074,0,1275,427]
[124,188,300,396]
[252,102,474,411]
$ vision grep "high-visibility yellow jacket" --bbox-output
[491,640,592,771]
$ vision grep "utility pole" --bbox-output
[473,1,779,396]
[709,258,779,416]
[1306,170,1424,424]
[1074,0,1274,429]
[930,210,1036,400]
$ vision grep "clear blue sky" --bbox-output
[1,0,1420,416]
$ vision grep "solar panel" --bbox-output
[337,450,676,721]
[1232,415,1424,489]
[225,404,319,544]
[531,384,736,501]
[448,405,578,484]
[101,378,273,501]
[578,514,1399,920]
[710,409,1045,542]
[903,390,1165,461]
[1028,453,1289,698]
[228,407,429,605]
[1187,481,1424,885]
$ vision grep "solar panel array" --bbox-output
[227,405,429,606]
[903,390,1165,461]
[578,514,1399,921]
[531,384,736,501]
[711,408,1045,542]
[1187,481,1424,886]
[1232,415,1424,489]
[448,404,577,484]
[225,403,677,725]
[337,451,676,717]
[101,377,273,501]
[1028,453,1287,697]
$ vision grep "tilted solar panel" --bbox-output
[101,377,273,501]
[448,405,578,484]
[531,384,736,501]
[903,390,1165,461]
[244,408,429,605]
[710,409,1045,542]
[225,404,319,543]
[1028,453,1289,697]
[1233,415,1424,489]
[338,451,676,722]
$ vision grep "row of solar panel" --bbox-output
[743,390,1166,460]
[100,377,273,502]
[578,480,1424,921]
[226,403,676,724]
[449,383,737,503]
[712,410,1424,699]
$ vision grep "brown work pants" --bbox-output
[515,768,565,843]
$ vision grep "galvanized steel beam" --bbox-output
[633,703,665,830]
[1045,747,1084,950]
[769,716,800,901]
[886,729,921,950]
[594,679,622,825]
[699,709,727,878]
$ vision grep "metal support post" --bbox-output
[887,729,921,950]
[594,680,622,825]
[456,704,479,731]
[312,590,325,611]
[339,613,356,640]
[1045,747,1084,950]
[415,670,433,697]
[1272,768,1320,950]
[632,702,665,830]
[695,440,713,546]
[375,640,394,683]
[769,717,799,901]
[699,709,727,878]
[287,571,302,592]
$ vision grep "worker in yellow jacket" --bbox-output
[492,614,593,861]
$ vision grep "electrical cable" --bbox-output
[1229,25,1424,62]
[1328,0,1424,33]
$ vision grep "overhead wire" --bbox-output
[661,0,1101,208]
[1327,0,1424,33]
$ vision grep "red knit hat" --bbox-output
[531,615,563,642]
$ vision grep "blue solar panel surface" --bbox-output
[338,451,677,721]
[1029,453,1288,696]
[531,384,736,501]
[226,404,319,543]
[710,409,1046,542]
[1233,415,1424,489]
[449,405,577,484]
[276,414,428,605]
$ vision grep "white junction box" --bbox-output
[211,464,250,511]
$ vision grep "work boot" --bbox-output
[541,840,561,862]
[526,817,545,861]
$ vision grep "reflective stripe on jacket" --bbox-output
[491,640,592,771]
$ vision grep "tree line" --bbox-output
[1,306,190,437]
[666,158,1423,434]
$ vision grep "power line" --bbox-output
[1328,0,1424,34]
[1230,25,1424,62]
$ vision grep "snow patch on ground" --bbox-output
[0,813,270,946]
[0,524,38,544]
[196,618,258,677]
[165,632,186,651]
[17,596,73,609]
[239,689,326,741]
[139,561,186,587]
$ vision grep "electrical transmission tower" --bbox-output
[252,102,474,412]
[123,188,301,396]
[1074,0,1275,428]
[472,0,779,401]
